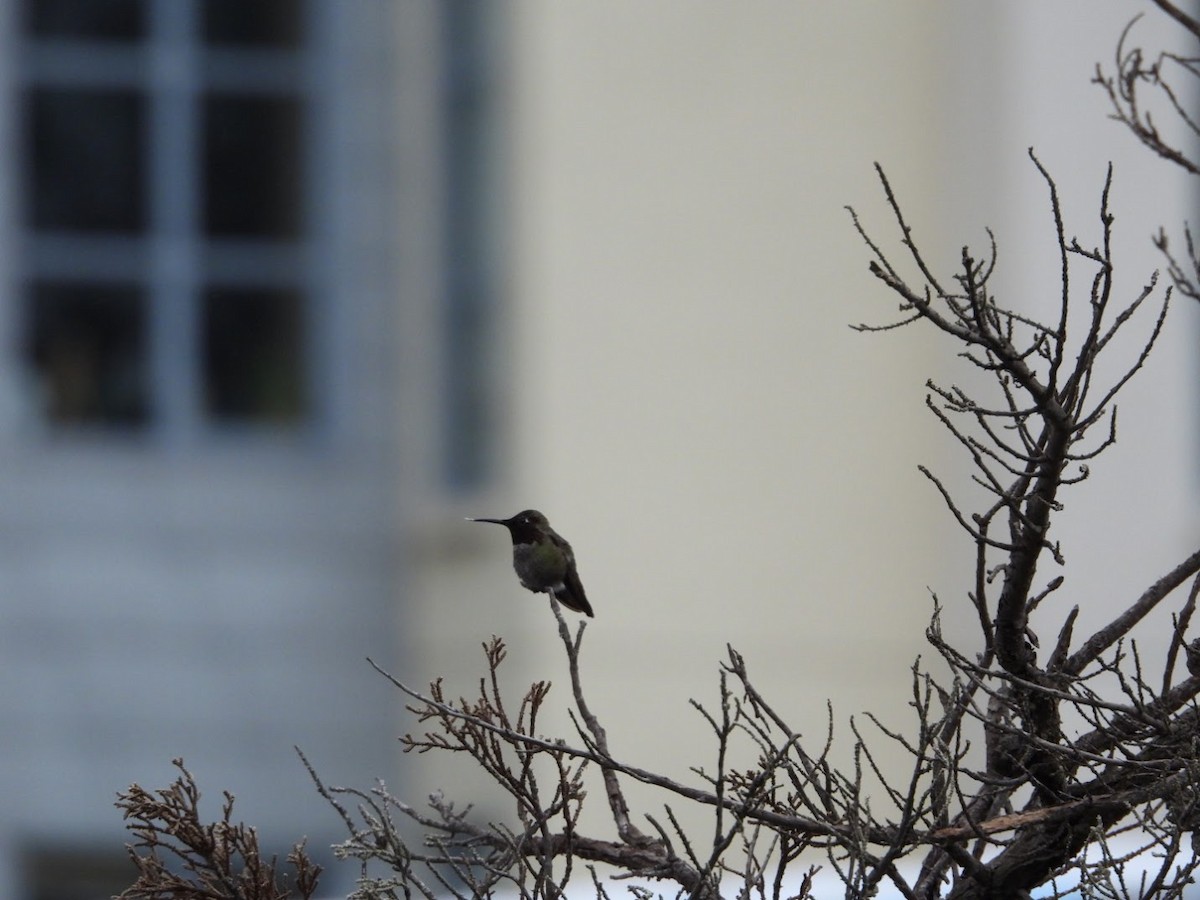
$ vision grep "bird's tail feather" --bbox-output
[552,585,595,618]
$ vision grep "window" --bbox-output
[27,282,148,425]
[18,0,313,435]
[22,845,132,900]
[203,286,305,421]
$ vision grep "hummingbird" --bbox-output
[469,509,594,617]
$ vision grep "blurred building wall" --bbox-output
[0,3,430,897]
[413,1,965,836]
[0,2,1195,897]
[411,0,1200,849]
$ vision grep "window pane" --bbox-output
[26,88,146,233]
[202,0,302,48]
[25,283,148,426]
[23,0,146,41]
[24,846,133,900]
[203,288,306,422]
[202,94,303,237]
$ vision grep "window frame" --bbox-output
[13,0,333,444]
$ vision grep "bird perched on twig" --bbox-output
[468,509,594,617]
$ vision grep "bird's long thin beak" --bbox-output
[468,517,507,525]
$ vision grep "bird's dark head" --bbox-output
[469,509,550,543]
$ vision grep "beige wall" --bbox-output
[505,0,951,786]
[407,0,1200,841]
[410,3,958,830]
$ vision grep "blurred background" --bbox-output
[0,2,1196,897]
